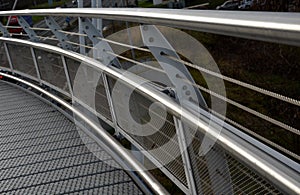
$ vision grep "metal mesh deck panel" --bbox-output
[0,81,142,194]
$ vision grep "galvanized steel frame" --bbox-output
[45,16,73,50]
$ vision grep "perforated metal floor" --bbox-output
[0,81,143,194]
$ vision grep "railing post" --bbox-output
[91,0,97,26]
[174,118,198,195]
[96,0,102,31]
[3,43,14,73]
[92,0,103,40]
[102,73,119,135]
[30,47,41,84]
[61,55,73,96]
[78,0,85,55]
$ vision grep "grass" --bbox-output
[29,1,72,24]
[186,32,300,158]
[138,0,153,7]
[29,0,69,9]
[153,28,300,159]
[32,16,44,24]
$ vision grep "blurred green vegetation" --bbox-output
[184,30,300,158]
[28,0,70,24]
[32,15,44,23]
[138,0,154,7]
[29,0,68,9]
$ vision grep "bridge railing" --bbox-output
[0,8,299,194]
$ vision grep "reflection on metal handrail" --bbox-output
[0,8,300,46]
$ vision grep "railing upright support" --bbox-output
[174,118,198,195]
[3,43,13,73]
[78,0,85,55]
[61,55,73,96]
[30,47,42,84]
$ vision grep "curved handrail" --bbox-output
[0,37,299,194]
[0,8,300,46]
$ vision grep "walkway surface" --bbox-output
[0,81,142,194]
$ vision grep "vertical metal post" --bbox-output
[97,0,102,31]
[91,0,97,26]
[102,73,119,135]
[30,47,41,84]
[3,43,13,73]
[78,0,85,55]
[174,118,198,195]
[126,22,135,59]
[91,0,103,59]
[61,55,73,96]
[91,0,98,59]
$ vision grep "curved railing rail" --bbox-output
[0,8,300,46]
[0,8,299,195]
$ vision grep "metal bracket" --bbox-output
[3,43,14,73]
[140,25,207,108]
[30,47,41,84]
[17,16,38,42]
[0,22,10,37]
[45,16,73,50]
[80,18,120,68]
[61,55,73,96]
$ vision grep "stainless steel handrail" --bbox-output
[1,37,299,194]
[0,8,300,46]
